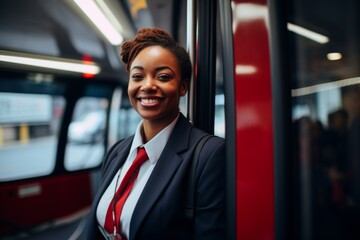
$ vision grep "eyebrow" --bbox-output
[130,66,144,72]
[130,65,176,75]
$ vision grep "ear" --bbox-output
[180,79,189,96]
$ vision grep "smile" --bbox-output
[139,98,162,106]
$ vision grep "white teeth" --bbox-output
[141,98,159,104]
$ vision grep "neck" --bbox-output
[141,113,179,143]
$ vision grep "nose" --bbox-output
[140,77,157,91]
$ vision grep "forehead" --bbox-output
[131,46,180,70]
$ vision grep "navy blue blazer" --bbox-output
[84,114,226,240]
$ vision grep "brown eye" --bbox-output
[157,74,171,81]
[131,74,143,81]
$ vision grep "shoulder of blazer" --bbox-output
[100,136,134,176]
[185,134,212,220]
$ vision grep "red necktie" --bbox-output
[104,147,148,240]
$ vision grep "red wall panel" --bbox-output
[0,172,92,235]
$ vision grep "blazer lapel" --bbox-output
[87,137,134,239]
[129,114,192,239]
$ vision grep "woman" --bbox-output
[84,28,225,240]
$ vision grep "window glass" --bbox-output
[109,93,141,145]
[289,0,360,239]
[214,94,225,137]
[0,93,65,181]
[65,97,108,171]
[214,1,225,138]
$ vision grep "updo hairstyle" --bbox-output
[120,28,192,83]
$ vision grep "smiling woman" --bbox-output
[83,28,226,240]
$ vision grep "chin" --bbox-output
[138,112,162,120]
[139,111,178,123]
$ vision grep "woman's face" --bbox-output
[128,46,188,124]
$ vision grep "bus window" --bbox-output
[108,91,141,145]
[289,0,360,239]
[116,108,142,140]
[0,93,65,181]
[65,97,108,171]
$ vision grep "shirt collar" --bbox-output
[129,114,179,164]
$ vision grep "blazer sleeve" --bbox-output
[193,136,226,240]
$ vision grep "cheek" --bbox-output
[165,86,181,98]
[127,88,137,106]
[127,82,136,96]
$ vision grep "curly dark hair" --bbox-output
[120,28,192,83]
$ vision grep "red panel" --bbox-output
[0,172,92,235]
[231,0,275,239]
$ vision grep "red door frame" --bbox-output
[231,0,275,239]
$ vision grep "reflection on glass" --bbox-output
[289,0,360,239]
[65,97,107,171]
[68,110,106,144]
[215,94,225,138]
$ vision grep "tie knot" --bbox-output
[133,147,148,167]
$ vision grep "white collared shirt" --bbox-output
[96,114,179,239]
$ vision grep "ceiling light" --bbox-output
[96,0,123,32]
[287,23,329,44]
[0,50,100,75]
[327,52,342,61]
[74,0,123,45]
